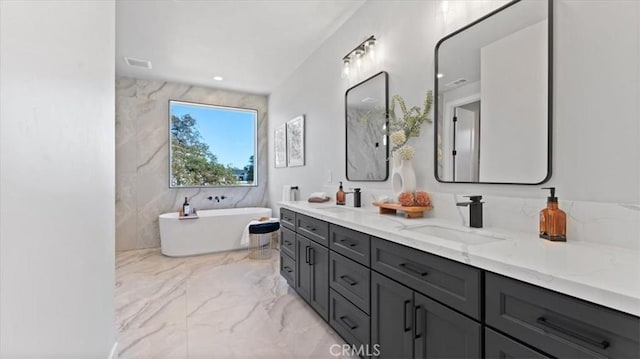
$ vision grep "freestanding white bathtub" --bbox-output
[159,207,272,257]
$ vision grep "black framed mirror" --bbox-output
[434,0,552,184]
[346,71,389,181]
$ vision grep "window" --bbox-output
[169,100,257,187]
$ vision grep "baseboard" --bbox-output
[108,342,118,359]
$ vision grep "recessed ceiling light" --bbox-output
[213,76,224,81]
[437,73,444,78]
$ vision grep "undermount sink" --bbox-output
[409,225,506,245]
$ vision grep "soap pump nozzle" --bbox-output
[542,187,557,203]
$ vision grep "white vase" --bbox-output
[391,153,416,197]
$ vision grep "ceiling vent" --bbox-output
[124,57,152,69]
[445,78,467,87]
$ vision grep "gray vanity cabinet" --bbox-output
[295,234,329,321]
[279,208,640,359]
[279,213,297,287]
[295,234,312,301]
[486,272,640,359]
[413,292,481,359]
[372,271,481,359]
[371,272,414,358]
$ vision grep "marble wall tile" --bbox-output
[321,185,640,250]
[116,77,269,250]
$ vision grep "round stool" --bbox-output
[248,221,280,259]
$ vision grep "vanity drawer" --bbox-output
[280,253,295,286]
[329,224,370,266]
[371,237,481,319]
[329,251,370,314]
[296,214,329,246]
[280,227,296,259]
[486,273,640,359]
[329,289,370,349]
[485,328,551,359]
[280,208,296,231]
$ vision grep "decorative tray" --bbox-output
[178,211,199,220]
[372,202,432,218]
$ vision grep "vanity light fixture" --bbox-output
[437,73,444,78]
[341,35,376,79]
[213,76,224,81]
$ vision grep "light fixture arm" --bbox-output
[342,35,376,61]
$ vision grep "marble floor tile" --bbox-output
[116,248,354,358]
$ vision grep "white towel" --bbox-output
[282,185,292,201]
[240,217,280,246]
[309,192,328,198]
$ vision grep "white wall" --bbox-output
[0,1,116,357]
[268,0,640,209]
[480,20,547,183]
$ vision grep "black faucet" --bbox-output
[456,195,483,228]
[345,188,362,208]
[208,195,227,203]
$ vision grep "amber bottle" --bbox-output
[539,187,567,242]
[336,181,346,205]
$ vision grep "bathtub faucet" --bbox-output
[209,195,227,203]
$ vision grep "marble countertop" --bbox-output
[279,201,640,317]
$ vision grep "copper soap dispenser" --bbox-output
[539,187,567,242]
[336,181,346,205]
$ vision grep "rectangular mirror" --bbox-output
[435,0,552,184]
[346,71,389,181]
[169,100,257,187]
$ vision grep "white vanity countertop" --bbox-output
[279,201,640,317]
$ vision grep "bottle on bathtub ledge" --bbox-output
[182,196,191,216]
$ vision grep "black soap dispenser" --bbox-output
[539,187,567,242]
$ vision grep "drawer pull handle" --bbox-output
[403,300,412,332]
[340,275,358,286]
[304,225,316,232]
[536,317,610,350]
[400,262,429,277]
[339,316,358,330]
[284,240,292,245]
[338,238,357,247]
[283,266,293,273]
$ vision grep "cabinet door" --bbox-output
[413,292,481,359]
[309,240,329,321]
[295,235,311,302]
[371,272,413,359]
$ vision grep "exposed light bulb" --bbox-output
[366,39,376,61]
[342,58,351,79]
[437,73,444,78]
[213,76,224,81]
[354,49,364,70]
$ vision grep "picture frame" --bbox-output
[286,115,305,167]
[274,123,287,168]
